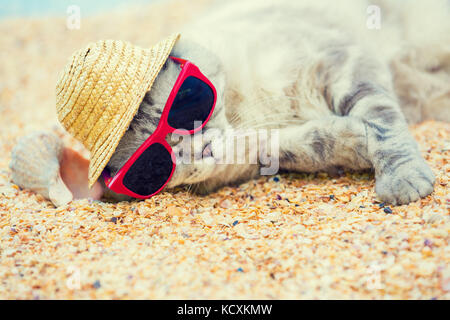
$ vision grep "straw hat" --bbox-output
[56,33,180,188]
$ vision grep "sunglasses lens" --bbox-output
[122,143,173,196]
[167,76,214,131]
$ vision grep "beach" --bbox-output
[0,0,449,299]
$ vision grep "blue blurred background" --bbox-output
[0,0,157,18]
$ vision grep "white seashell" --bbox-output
[10,131,73,206]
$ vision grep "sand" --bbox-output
[0,0,449,299]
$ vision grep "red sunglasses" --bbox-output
[102,56,217,198]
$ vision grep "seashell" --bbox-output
[10,131,73,206]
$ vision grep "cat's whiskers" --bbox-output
[227,95,306,129]
[243,95,302,106]
[234,118,306,130]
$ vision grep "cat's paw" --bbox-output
[375,158,435,205]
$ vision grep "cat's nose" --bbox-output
[202,143,213,158]
[194,142,212,161]
[182,134,212,161]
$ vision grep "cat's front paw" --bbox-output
[375,158,435,205]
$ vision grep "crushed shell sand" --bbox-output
[0,0,449,299]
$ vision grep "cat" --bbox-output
[105,0,449,205]
[14,0,450,205]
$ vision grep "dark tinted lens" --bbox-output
[123,143,173,196]
[167,76,214,130]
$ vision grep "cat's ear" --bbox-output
[171,37,224,83]
[171,37,226,125]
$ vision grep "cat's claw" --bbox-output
[375,158,435,205]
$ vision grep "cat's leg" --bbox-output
[277,116,372,174]
[325,51,435,204]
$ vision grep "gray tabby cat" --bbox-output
[106,0,449,204]
[14,0,450,205]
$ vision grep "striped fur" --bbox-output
[104,0,448,204]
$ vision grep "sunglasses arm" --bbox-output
[169,56,188,67]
